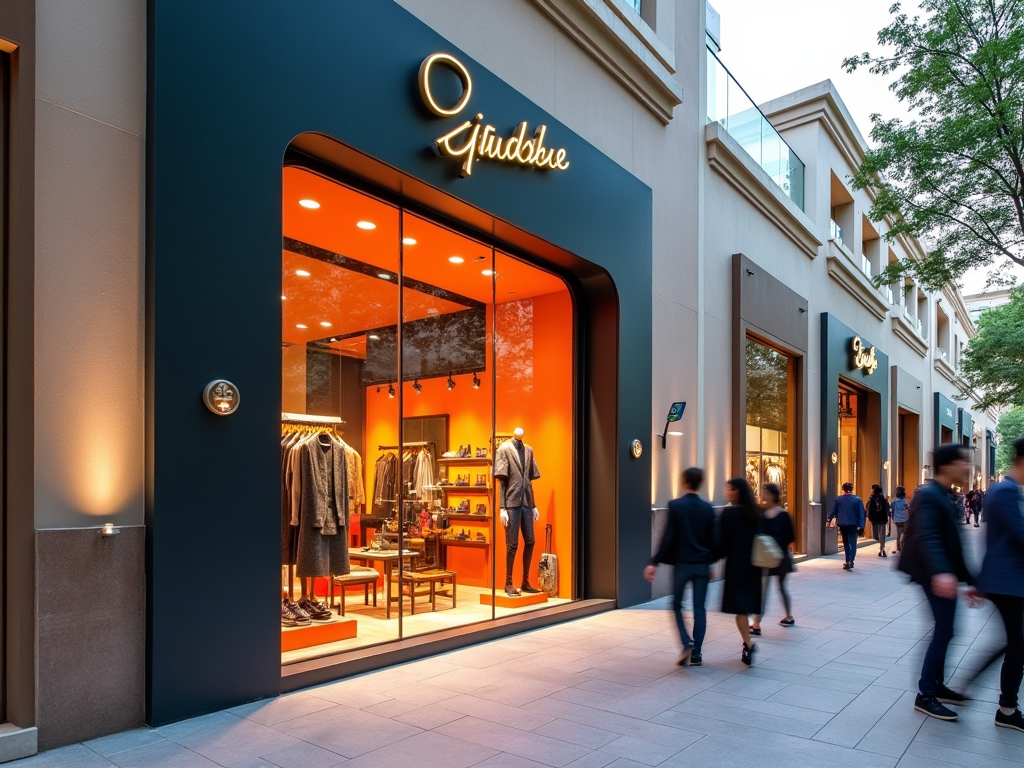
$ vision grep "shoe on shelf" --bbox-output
[749,626,761,636]
[935,685,968,705]
[689,653,702,667]
[678,646,693,666]
[779,618,795,627]
[520,583,542,594]
[915,694,958,721]
[282,599,300,627]
[741,642,756,666]
[995,708,1024,732]
[298,598,332,622]
[286,599,312,625]
[505,583,521,597]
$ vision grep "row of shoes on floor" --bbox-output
[282,597,332,627]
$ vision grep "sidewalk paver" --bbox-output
[15,529,1024,768]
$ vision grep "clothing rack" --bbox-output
[378,441,434,450]
[282,412,345,425]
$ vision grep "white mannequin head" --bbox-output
[513,427,525,441]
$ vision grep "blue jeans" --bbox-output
[672,563,709,653]
[840,526,859,563]
[919,580,957,697]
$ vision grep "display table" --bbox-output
[350,549,420,619]
[480,591,548,608]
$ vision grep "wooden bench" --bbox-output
[329,565,380,616]
[395,569,457,614]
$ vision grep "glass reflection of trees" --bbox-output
[745,339,790,507]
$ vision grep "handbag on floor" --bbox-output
[538,523,558,596]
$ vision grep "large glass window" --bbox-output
[745,338,792,509]
[837,384,861,495]
[280,167,575,663]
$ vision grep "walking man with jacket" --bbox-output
[827,483,866,570]
[977,436,1024,732]
[898,444,979,721]
[645,467,716,667]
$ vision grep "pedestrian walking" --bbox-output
[827,482,867,570]
[976,436,1024,733]
[717,478,763,666]
[868,484,890,557]
[891,486,909,554]
[645,467,716,667]
[897,444,980,722]
[970,489,983,527]
[749,483,795,635]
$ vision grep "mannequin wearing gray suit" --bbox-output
[494,427,541,596]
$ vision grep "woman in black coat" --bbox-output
[718,477,764,665]
[750,483,795,635]
[867,484,891,557]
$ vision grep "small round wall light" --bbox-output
[883,460,890,470]
[831,452,838,465]
[631,439,643,459]
[203,380,240,416]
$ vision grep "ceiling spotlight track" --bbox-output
[413,380,422,395]
[447,373,456,391]
[472,372,481,390]
[388,382,396,399]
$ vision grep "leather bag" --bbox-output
[752,532,783,569]
[538,523,558,596]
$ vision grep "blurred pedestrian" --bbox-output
[717,478,763,666]
[645,467,716,667]
[891,486,909,554]
[749,483,795,635]
[827,482,867,570]
[868,484,890,557]
[898,444,979,721]
[970,489,983,527]
[977,436,1024,732]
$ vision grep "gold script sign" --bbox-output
[851,337,879,375]
[418,52,570,178]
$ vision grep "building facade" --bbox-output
[0,0,1000,757]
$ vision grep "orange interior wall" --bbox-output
[358,289,574,597]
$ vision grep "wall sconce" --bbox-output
[447,374,456,391]
[831,452,838,465]
[657,401,686,449]
[203,379,240,416]
[100,522,121,538]
[883,460,890,470]
[388,382,396,399]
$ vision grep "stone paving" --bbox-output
[16,528,1024,768]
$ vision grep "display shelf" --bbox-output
[439,538,489,548]
[447,513,491,521]
[437,457,493,465]
[440,486,492,495]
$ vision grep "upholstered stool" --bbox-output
[330,565,379,616]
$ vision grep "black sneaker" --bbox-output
[689,653,702,667]
[299,597,332,622]
[282,599,299,627]
[995,709,1024,732]
[843,563,852,570]
[286,599,312,625]
[935,685,968,705]
[520,583,542,594]
[915,694,958,720]
[779,618,795,627]
[677,646,693,666]
[741,642,756,666]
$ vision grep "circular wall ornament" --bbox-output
[203,380,240,416]
[631,439,643,459]
[831,452,838,465]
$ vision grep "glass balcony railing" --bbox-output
[631,0,643,13]
[916,318,924,336]
[706,47,805,209]
[829,219,843,246]
[883,286,894,304]
[860,256,873,280]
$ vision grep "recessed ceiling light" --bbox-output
[281,295,287,300]
[403,237,417,246]
[320,321,332,327]
[357,221,376,230]
[368,334,380,340]
[299,199,320,209]
[482,269,494,276]
[296,324,307,329]
[378,273,391,280]
[449,256,464,264]
[295,269,310,277]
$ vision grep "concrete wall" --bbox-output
[31,0,147,748]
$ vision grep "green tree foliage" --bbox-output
[960,287,1024,408]
[843,1,1024,289]
[995,406,1024,472]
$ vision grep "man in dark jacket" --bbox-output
[898,444,978,721]
[827,483,866,570]
[977,436,1024,732]
[645,467,716,667]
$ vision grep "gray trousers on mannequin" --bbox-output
[506,505,536,586]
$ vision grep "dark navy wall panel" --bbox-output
[147,1,652,724]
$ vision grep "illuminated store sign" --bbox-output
[851,337,878,375]
[418,52,570,178]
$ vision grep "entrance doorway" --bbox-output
[837,380,882,502]
[896,409,920,495]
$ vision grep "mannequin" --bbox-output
[494,426,542,596]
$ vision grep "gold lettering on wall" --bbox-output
[418,53,570,178]
[851,336,879,375]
